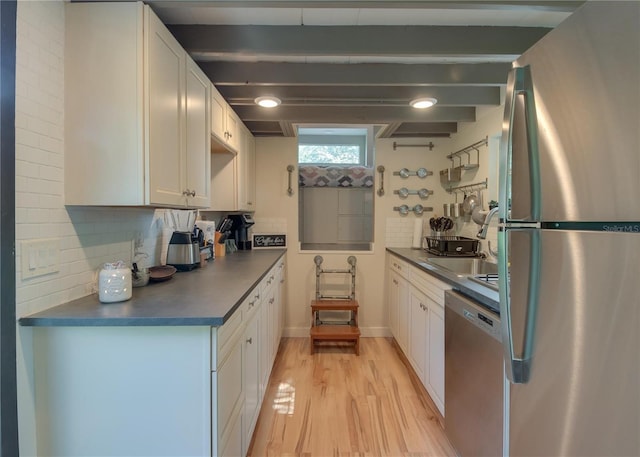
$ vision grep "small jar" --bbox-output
[98,261,132,303]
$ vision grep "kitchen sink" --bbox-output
[425,257,498,276]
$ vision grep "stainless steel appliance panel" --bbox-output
[445,290,503,457]
[506,2,640,223]
[507,230,640,456]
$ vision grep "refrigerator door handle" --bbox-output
[499,66,542,223]
[498,228,541,383]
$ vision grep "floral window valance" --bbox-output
[299,165,374,188]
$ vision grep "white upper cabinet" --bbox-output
[211,84,239,153]
[209,97,256,212]
[236,124,256,212]
[185,56,212,208]
[65,2,210,208]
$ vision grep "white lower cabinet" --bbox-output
[409,286,429,382]
[221,411,243,457]
[243,312,260,455]
[33,258,286,457]
[387,253,450,417]
[217,342,243,454]
[427,302,445,412]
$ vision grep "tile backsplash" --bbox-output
[14,1,167,318]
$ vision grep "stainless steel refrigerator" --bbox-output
[498,2,640,456]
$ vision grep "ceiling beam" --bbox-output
[200,62,511,86]
[147,1,583,12]
[393,122,458,134]
[220,85,501,105]
[234,105,475,123]
[170,25,549,57]
[377,121,457,138]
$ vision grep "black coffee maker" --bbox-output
[228,214,255,250]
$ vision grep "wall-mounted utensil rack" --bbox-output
[376,165,385,196]
[393,141,435,151]
[447,178,488,194]
[393,167,433,179]
[393,187,433,199]
[393,204,433,216]
[446,136,487,171]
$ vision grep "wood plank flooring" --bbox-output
[248,337,456,457]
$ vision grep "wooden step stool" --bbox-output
[309,256,360,355]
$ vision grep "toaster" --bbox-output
[166,231,199,271]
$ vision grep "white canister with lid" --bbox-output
[98,261,132,303]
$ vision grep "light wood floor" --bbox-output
[248,337,456,457]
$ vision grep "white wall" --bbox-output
[255,110,503,338]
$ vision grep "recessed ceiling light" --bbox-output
[254,96,281,108]
[410,97,438,109]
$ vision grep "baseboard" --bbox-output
[284,326,391,338]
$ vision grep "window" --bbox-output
[297,126,375,251]
[298,127,371,166]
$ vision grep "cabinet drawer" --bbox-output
[409,266,450,307]
[388,255,409,279]
[213,305,243,370]
[260,266,277,297]
[243,287,260,324]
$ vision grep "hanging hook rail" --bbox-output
[393,141,435,151]
[377,165,385,196]
[446,136,488,160]
[447,178,488,194]
[286,165,295,196]
[446,137,487,171]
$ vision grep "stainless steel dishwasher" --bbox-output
[445,290,504,457]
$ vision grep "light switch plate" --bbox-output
[21,239,60,279]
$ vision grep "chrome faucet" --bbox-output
[477,206,500,239]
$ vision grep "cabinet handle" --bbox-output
[246,337,252,344]
[189,190,196,197]
[249,300,255,307]
[182,189,196,197]
[393,279,398,285]
[269,298,275,304]
[255,294,260,300]
[280,279,284,284]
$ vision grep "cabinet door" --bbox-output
[245,133,256,211]
[211,85,227,144]
[147,10,186,206]
[409,286,429,383]
[226,109,240,152]
[210,151,238,211]
[259,291,271,397]
[427,302,445,415]
[217,343,243,449]
[237,126,257,211]
[243,314,260,452]
[388,270,400,338]
[396,274,409,353]
[185,57,211,208]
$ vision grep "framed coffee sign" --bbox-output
[252,234,287,249]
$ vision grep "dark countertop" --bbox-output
[386,247,499,313]
[19,249,286,327]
